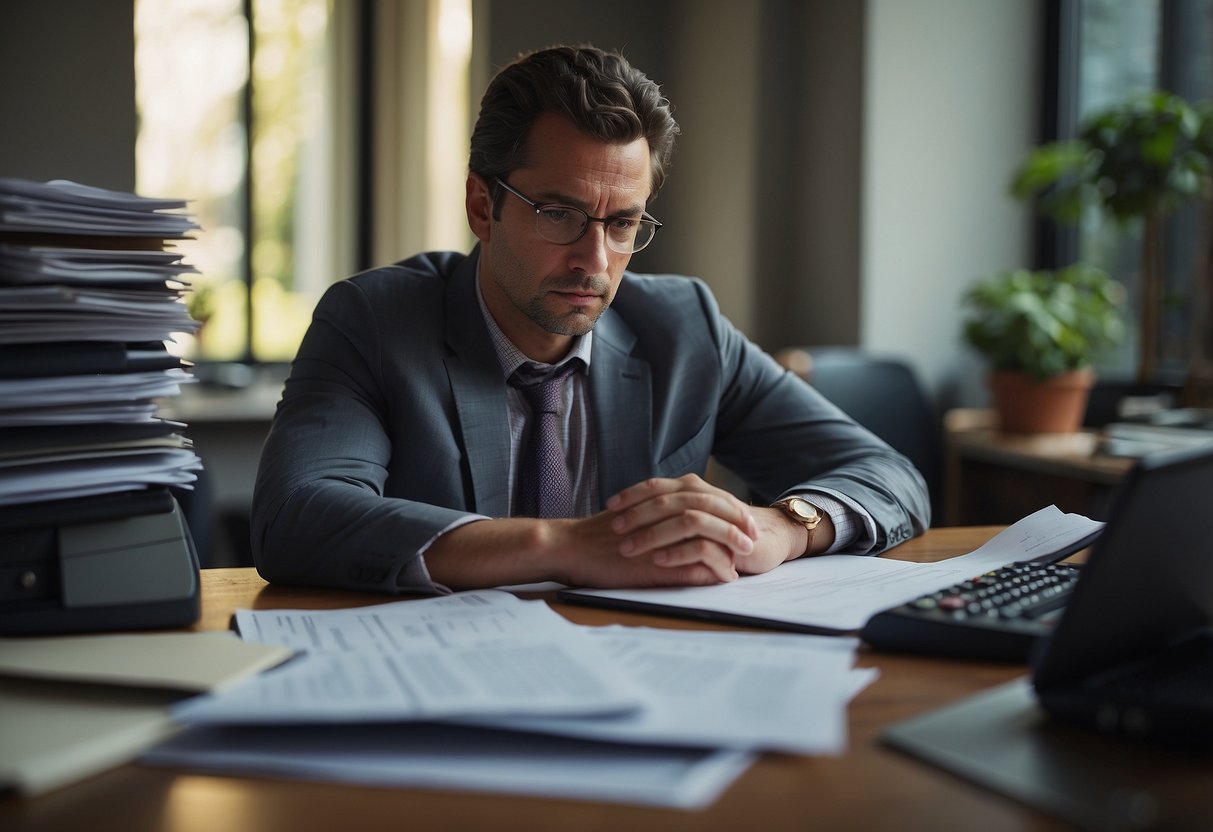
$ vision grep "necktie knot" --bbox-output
[510,360,581,415]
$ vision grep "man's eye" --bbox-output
[609,217,637,231]
[541,208,576,224]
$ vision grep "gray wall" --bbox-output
[0,0,136,191]
[862,0,1041,406]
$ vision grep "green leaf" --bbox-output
[1141,123,1177,166]
[1009,142,1089,199]
[1019,91,1213,226]
[960,264,1125,380]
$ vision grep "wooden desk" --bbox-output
[944,409,1135,526]
[0,528,1197,832]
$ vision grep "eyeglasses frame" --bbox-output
[492,177,663,254]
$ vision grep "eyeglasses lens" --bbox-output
[534,208,656,253]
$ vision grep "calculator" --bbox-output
[859,561,1083,662]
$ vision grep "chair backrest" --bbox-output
[775,346,941,518]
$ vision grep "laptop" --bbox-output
[1029,444,1213,748]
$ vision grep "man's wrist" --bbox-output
[770,496,823,558]
[425,517,567,589]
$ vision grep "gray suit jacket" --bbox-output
[251,250,930,593]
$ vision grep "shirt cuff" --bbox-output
[402,513,491,593]
[795,490,876,554]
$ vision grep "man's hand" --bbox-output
[607,476,836,577]
[425,474,832,590]
[425,506,738,591]
[605,475,757,582]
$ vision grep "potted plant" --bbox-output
[1010,92,1212,390]
[962,264,1126,433]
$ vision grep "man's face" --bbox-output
[467,111,652,363]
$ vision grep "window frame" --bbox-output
[1037,0,1212,387]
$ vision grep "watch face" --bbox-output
[788,497,820,522]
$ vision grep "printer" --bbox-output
[0,488,200,635]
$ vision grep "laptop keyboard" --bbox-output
[860,562,1083,661]
[1093,632,1213,705]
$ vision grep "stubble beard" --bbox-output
[521,275,613,337]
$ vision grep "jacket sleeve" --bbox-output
[695,280,931,553]
[250,271,470,595]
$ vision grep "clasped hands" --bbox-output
[426,473,823,591]
[550,474,815,588]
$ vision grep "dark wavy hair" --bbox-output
[468,44,680,217]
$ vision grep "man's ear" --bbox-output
[466,173,493,243]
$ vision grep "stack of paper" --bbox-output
[0,631,293,796]
[0,178,203,508]
[144,591,877,809]
[0,178,199,238]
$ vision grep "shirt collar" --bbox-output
[474,254,594,378]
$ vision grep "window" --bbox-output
[136,0,350,363]
[1045,0,1213,382]
[135,0,474,365]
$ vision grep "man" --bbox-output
[252,45,929,595]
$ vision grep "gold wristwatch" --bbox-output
[771,496,823,557]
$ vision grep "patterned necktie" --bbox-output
[510,360,581,518]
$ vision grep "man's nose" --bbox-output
[566,222,612,273]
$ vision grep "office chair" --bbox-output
[774,346,942,520]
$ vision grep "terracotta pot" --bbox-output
[988,368,1095,434]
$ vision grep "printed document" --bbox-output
[560,506,1104,632]
[462,626,877,755]
[151,592,887,806]
[172,591,644,724]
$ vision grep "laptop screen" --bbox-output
[1031,445,1213,690]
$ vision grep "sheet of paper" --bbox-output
[142,722,755,810]
[0,433,191,464]
[1,678,181,796]
[0,446,201,506]
[0,632,293,693]
[563,506,1105,632]
[916,505,1104,579]
[173,591,645,724]
[462,626,877,755]
[0,369,193,407]
[0,178,198,237]
[0,243,197,286]
[564,555,918,632]
[0,284,185,309]
[0,320,197,344]
[229,590,536,652]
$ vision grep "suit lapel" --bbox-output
[443,253,512,517]
[590,311,653,501]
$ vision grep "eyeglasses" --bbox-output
[494,177,662,254]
